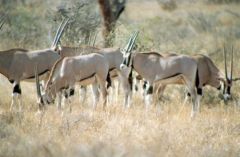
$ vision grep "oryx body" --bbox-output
[154,53,234,102]
[120,51,200,117]
[39,53,109,109]
[0,18,69,111]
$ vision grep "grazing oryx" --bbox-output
[152,47,238,102]
[36,52,110,110]
[120,45,201,117]
[0,18,69,111]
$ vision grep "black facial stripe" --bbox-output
[227,86,231,94]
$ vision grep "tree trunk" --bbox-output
[98,0,126,47]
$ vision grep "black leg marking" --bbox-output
[187,93,191,97]
[106,72,112,89]
[197,88,202,96]
[134,85,138,91]
[13,84,21,94]
[128,70,133,91]
[69,88,75,96]
[143,81,147,90]
[146,86,153,94]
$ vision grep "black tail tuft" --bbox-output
[195,68,199,89]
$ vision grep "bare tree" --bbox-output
[98,0,126,47]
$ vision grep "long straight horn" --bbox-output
[35,65,42,100]
[129,31,139,52]
[0,15,6,30]
[123,32,135,52]
[51,19,66,48]
[224,45,228,80]
[54,18,70,47]
[230,45,233,80]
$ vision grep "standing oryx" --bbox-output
[36,52,110,110]
[0,18,69,111]
[120,41,201,117]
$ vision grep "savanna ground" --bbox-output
[1,0,240,156]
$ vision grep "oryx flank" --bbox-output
[0,18,69,111]
[120,46,201,117]
[36,52,110,110]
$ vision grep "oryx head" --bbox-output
[51,18,70,54]
[35,64,59,106]
[120,31,139,76]
[222,45,234,101]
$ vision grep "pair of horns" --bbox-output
[224,45,233,81]
[51,18,70,48]
[123,30,139,53]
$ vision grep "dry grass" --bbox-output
[0,0,240,156]
[0,82,240,157]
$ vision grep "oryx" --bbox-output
[35,52,110,110]
[120,39,201,117]
[152,47,238,103]
[0,18,69,111]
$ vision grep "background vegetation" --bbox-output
[0,0,240,156]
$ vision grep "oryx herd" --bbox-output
[0,17,239,118]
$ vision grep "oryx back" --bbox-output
[8,49,60,81]
[60,46,100,57]
[133,53,197,84]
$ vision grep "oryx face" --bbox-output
[43,82,56,104]
[120,51,132,77]
[222,45,234,101]
[223,79,232,101]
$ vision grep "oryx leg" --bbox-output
[56,91,63,110]
[122,78,132,108]
[196,87,202,112]
[10,82,22,111]
[185,81,198,118]
[79,86,87,104]
[155,84,167,101]
[91,82,99,109]
[63,87,75,113]
[144,82,153,109]
[98,78,108,109]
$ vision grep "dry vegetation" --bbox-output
[0,0,240,157]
